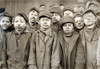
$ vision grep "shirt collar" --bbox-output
[38,28,52,37]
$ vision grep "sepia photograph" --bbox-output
[0,0,100,69]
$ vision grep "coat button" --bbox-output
[18,40,20,42]
[40,50,43,52]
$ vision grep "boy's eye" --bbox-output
[68,24,71,26]
[15,20,18,23]
[6,21,10,23]
[20,20,24,23]
[2,20,5,22]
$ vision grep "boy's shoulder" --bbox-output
[33,29,57,36]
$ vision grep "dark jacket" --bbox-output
[2,30,31,69]
[58,31,85,69]
[28,29,60,69]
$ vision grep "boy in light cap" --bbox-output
[28,11,60,69]
[2,13,31,69]
[86,0,100,12]
[58,16,85,69]
[50,6,63,33]
[28,7,39,33]
[79,9,100,69]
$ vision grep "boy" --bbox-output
[28,7,39,33]
[0,12,13,69]
[28,11,60,69]
[79,9,100,69]
[58,16,85,69]
[63,7,74,17]
[49,6,63,32]
[2,13,31,69]
[74,14,84,32]
[86,0,100,12]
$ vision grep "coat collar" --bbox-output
[59,31,79,53]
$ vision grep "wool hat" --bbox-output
[49,6,63,17]
[86,0,100,9]
[0,12,12,23]
[59,16,74,27]
[39,11,52,19]
[64,7,74,13]
[29,7,39,13]
[16,13,29,24]
[82,9,97,17]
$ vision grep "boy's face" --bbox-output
[89,4,98,11]
[39,17,51,29]
[62,23,74,34]
[52,13,61,23]
[29,10,39,26]
[74,7,79,13]
[64,10,74,17]
[0,17,12,30]
[83,12,96,27]
[74,17,84,29]
[14,16,26,32]
[96,12,100,20]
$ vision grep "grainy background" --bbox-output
[0,0,99,16]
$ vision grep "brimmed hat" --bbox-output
[49,6,63,17]
[39,11,52,19]
[82,9,97,17]
[59,16,74,27]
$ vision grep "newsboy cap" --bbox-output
[59,16,74,27]
[82,9,97,17]
[39,11,52,19]
[49,6,63,17]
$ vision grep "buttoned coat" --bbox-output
[2,30,31,69]
[28,29,60,69]
[58,31,85,69]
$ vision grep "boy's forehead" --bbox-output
[63,22,73,25]
[75,17,82,20]
[30,10,38,14]
[64,10,73,13]
[40,17,51,20]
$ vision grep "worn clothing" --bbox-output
[58,31,85,69]
[79,27,100,69]
[51,23,60,33]
[2,30,31,69]
[28,28,60,69]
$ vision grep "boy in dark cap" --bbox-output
[28,7,39,33]
[74,14,84,32]
[40,4,47,12]
[2,13,31,69]
[63,7,74,17]
[50,6,63,33]
[28,11,60,69]
[58,16,85,69]
[79,9,100,69]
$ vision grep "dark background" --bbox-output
[0,0,99,16]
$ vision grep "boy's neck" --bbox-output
[40,27,49,32]
[15,29,25,35]
[63,31,74,37]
